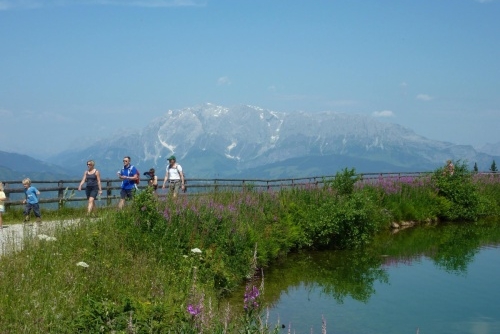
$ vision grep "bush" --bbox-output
[432,160,480,222]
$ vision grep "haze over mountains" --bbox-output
[1,103,499,181]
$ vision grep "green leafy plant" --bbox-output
[327,167,360,197]
[432,160,480,221]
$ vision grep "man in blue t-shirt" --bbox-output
[117,156,138,209]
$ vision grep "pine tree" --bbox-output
[473,162,478,172]
[490,160,498,172]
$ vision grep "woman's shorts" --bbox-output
[86,186,99,199]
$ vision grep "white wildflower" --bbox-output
[37,234,57,241]
[191,248,202,254]
[76,261,89,268]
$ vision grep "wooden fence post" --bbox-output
[106,180,112,206]
[57,181,64,209]
[4,182,11,211]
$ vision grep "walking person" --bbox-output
[78,160,102,215]
[0,182,6,229]
[117,156,138,209]
[22,178,42,224]
[162,155,185,198]
[144,168,158,193]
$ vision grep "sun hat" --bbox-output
[168,155,176,161]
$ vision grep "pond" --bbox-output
[230,221,500,333]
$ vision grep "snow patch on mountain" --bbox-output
[47,103,500,178]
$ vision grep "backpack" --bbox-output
[135,169,140,185]
[128,165,140,185]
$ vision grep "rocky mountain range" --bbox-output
[39,103,498,180]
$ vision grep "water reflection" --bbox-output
[374,221,500,274]
[226,220,500,333]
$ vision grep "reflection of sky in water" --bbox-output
[268,246,500,334]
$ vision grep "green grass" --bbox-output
[1,165,499,332]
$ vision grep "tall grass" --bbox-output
[1,164,499,332]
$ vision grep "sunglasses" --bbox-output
[87,164,92,166]
[123,160,129,162]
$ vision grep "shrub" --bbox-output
[431,160,480,221]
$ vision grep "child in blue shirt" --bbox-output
[22,178,42,224]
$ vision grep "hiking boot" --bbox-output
[24,215,30,222]
[36,218,42,225]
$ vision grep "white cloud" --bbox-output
[372,110,394,117]
[416,94,433,101]
[217,76,231,86]
[0,0,205,10]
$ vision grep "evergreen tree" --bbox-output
[473,162,478,172]
[490,160,498,172]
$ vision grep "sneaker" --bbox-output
[24,215,30,222]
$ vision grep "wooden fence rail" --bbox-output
[1,172,431,210]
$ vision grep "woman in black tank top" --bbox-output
[78,160,103,215]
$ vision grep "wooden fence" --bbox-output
[2,172,430,209]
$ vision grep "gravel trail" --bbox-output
[0,219,79,257]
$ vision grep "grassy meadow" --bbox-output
[1,161,499,333]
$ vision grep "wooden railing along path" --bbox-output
[2,172,429,209]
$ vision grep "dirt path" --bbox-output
[0,219,79,257]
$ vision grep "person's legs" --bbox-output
[118,189,132,209]
[23,204,32,221]
[88,197,96,213]
[169,182,175,198]
[0,211,3,228]
[169,182,180,198]
[33,203,42,223]
[118,198,125,209]
[119,189,126,209]
[87,187,98,214]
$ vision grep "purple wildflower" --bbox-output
[244,285,260,310]
[187,304,201,316]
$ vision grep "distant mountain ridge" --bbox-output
[0,151,74,182]
[45,103,499,179]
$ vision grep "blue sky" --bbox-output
[1,0,499,158]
